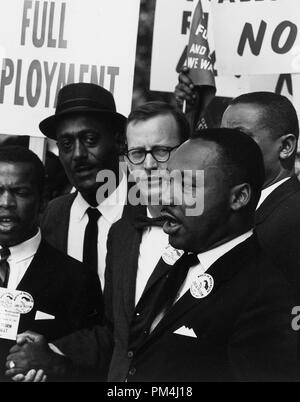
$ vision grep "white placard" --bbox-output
[0,288,34,340]
[0,0,140,137]
[151,0,204,93]
[0,308,20,341]
[150,0,294,101]
[211,0,300,76]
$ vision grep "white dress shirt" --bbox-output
[176,230,254,302]
[135,209,169,305]
[151,230,253,332]
[6,230,41,290]
[256,177,291,210]
[67,172,127,288]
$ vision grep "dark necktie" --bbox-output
[83,207,101,273]
[0,246,10,287]
[134,215,166,230]
[129,252,199,351]
[148,252,199,326]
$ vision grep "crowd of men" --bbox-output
[0,71,300,382]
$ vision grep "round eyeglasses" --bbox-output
[125,145,180,165]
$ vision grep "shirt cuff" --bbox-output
[49,343,65,356]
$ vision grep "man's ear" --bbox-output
[230,183,251,211]
[279,134,297,160]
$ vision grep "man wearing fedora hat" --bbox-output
[39,83,128,289]
[4,101,191,382]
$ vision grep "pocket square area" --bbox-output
[173,326,197,338]
[35,311,55,320]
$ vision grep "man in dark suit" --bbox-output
[39,82,127,289]
[220,92,300,292]
[99,101,190,380]
[0,146,103,381]
[4,101,191,382]
[125,128,298,381]
[176,79,300,294]
[5,130,299,382]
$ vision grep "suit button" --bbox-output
[129,368,136,376]
[128,351,134,358]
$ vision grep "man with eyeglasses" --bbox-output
[118,101,190,341]
[5,101,191,382]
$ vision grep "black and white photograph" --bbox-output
[0,0,299,389]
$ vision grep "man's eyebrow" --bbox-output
[127,146,145,151]
[0,184,31,189]
[58,129,100,136]
[79,129,100,135]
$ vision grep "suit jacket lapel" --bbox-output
[142,257,171,296]
[134,256,171,316]
[59,193,77,252]
[17,240,56,298]
[139,236,258,350]
[122,227,143,318]
[256,176,300,225]
[121,203,146,318]
[42,192,76,253]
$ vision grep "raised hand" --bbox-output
[174,67,197,113]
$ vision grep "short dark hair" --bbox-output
[191,128,265,210]
[0,146,45,195]
[230,91,299,140]
[127,101,190,144]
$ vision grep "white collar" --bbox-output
[72,171,127,224]
[8,229,41,263]
[197,230,253,272]
[256,177,291,210]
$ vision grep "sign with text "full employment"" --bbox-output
[0,0,140,137]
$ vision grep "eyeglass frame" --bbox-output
[124,145,180,165]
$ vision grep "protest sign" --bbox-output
[211,0,300,75]
[0,0,140,137]
[150,0,294,100]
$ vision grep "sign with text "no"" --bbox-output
[211,0,300,75]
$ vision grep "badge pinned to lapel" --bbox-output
[14,291,34,314]
[190,273,214,299]
[162,244,184,265]
[0,288,34,341]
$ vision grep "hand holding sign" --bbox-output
[186,0,215,89]
[176,0,216,130]
[174,66,197,113]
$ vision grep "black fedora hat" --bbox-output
[39,83,126,139]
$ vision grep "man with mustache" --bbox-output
[125,128,298,381]
[5,101,190,382]
[0,146,102,381]
[39,82,127,289]
[176,74,300,297]
[49,101,190,382]
[6,129,299,381]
